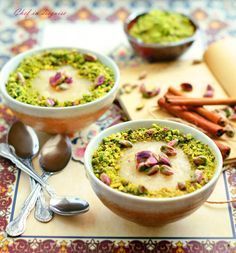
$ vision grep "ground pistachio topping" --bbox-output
[129,10,195,44]
[6,49,115,107]
[92,124,216,198]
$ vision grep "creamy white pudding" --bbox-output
[119,141,191,191]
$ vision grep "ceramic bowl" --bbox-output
[124,11,198,61]
[84,120,222,226]
[0,47,120,134]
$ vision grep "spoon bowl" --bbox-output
[50,197,89,216]
[39,134,90,216]
[8,121,39,159]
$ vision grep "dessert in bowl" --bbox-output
[124,10,198,61]
[84,120,222,226]
[0,47,119,133]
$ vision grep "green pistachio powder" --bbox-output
[92,124,216,198]
[6,49,115,107]
[129,10,195,44]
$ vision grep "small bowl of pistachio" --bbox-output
[124,10,198,61]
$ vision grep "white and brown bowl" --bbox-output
[0,47,120,134]
[84,120,222,226]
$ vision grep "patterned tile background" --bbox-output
[0,0,236,252]
[0,0,235,67]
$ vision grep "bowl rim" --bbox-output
[124,10,199,48]
[0,46,120,112]
[84,119,223,203]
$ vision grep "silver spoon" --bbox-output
[39,135,89,215]
[3,135,89,237]
[7,121,53,222]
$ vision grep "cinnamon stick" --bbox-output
[165,96,236,106]
[158,97,224,137]
[214,140,231,160]
[167,87,226,126]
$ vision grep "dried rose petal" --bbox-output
[49,72,73,88]
[160,165,174,176]
[180,82,193,92]
[49,72,63,87]
[46,98,55,106]
[100,173,111,186]
[177,182,186,191]
[95,75,105,87]
[193,155,207,166]
[140,83,160,98]
[160,145,177,156]
[203,84,214,97]
[158,153,171,166]
[145,156,158,167]
[135,150,159,172]
[84,53,97,62]
[65,77,73,84]
[167,139,178,147]
[204,90,214,97]
[135,150,153,163]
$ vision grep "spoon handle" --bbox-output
[0,143,55,196]
[34,173,54,222]
[5,174,48,236]
[23,159,54,223]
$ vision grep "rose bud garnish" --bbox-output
[203,84,214,98]
[135,151,158,173]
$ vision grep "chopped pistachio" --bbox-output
[129,10,195,44]
[6,49,114,107]
[92,124,216,198]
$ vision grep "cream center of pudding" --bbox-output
[31,65,92,102]
[119,141,191,191]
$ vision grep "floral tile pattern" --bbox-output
[0,0,236,252]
